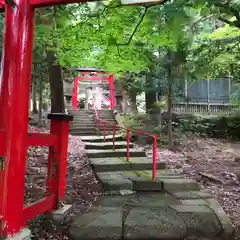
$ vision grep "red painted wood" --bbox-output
[93,108,159,181]
[27,133,57,146]
[30,0,89,7]
[0,0,34,234]
[23,194,56,223]
[72,72,115,110]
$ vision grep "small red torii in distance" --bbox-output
[71,67,115,110]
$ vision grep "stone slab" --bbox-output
[71,201,233,240]
[95,194,136,207]
[127,158,166,171]
[127,176,163,191]
[94,192,180,208]
[85,141,134,150]
[90,158,165,172]
[104,189,136,196]
[51,204,73,222]
[70,132,97,137]
[96,172,133,191]
[206,199,234,239]
[70,207,122,240]
[132,192,181,207]
[90,158,132,172]
[180,199,209,205]
[81,134,123,142]
[167,190,213,200]
[160,178,200,191]
[135,169,181,179]
[124,206,187,239]
[87,149,146,158]
[9,228,31,240]
[169,205,222,238]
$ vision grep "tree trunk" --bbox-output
[47,51,65,113]
[129,91,138,114]
[145,72,157,113]
[121,90,130,114]
[38,77,43,127]
[32,79,38,113]
[167,83,173,149]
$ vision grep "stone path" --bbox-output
[69,134,234,240]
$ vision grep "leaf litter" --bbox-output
[158,135,240,239]
[25,126,103,239]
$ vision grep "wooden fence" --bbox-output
[172,103,240,114]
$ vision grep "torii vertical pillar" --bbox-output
[0,4,13,219]
[109,74,115,110]
[0,0,34,235]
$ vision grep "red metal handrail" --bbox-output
[93,108,159,181]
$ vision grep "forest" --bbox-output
[19,0,240,146]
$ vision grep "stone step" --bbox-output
[94,114,115,117]
[71,115,93,117]
[97,121,117,125]
[90,157,165,172]
[70,127,96,132]
[71,121,95,124]
[71,112,93,114]
[72,118,94,121]
[95,170,200,193]
[71,118,94,122]
[85,141,134,150]
[70,131,97,135]
[70,132,98,136]
[71,115,94,118]
[70,202,233,240]
[70,126,96,130]
[72,114,94,116]
[69,129,97,135]
[71,124,114,129]
[97,171,164,192]
[70,125,96,128]
[87,149,146,158]
[96,117,115,120]
[70,121,95,124]
[97,109,114,113]
[81,134,123,142]
[68,112,93,116]
[96,114,114,116]
[90,120,116,124]
[71,114,94,118]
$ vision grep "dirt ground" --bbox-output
[25,127,240,239]
[158,135,240,239]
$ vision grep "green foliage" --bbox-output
[118,114,142,129]
[176,113,240,139]
[56,1,196,73]
[189,23,240,79]
[188,0,240,80]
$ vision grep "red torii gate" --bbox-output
[0,0,161,237]
[0,0,78,237]
[71,67,115,110]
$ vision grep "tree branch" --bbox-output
[114,0,170,47]
[219,16,240,27]
[215,1,240,25]
[117,7,148,46]
[190,14,218,30]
